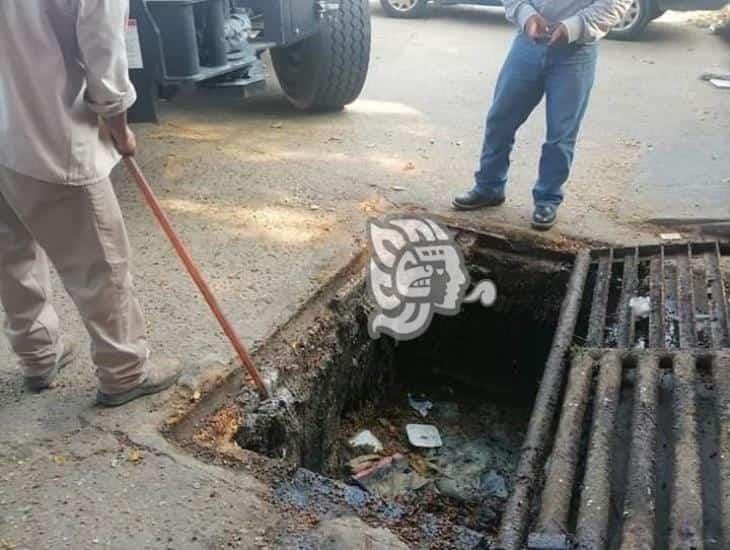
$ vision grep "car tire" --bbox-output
[271,0,371,110]
[379,0,429,19]
[650,7,666,20]
[608,0,654,40]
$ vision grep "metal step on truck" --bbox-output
[126,0,371,122]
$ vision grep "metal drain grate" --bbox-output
[497,243,730,550]
[583,242,730,350]
[530,350,729,550]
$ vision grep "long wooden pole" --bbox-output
[123,157,269,399]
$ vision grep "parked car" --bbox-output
[379,0,729,40]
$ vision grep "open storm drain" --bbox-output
[169,230,730,550]
[231,227,572,548]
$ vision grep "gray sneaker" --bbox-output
[96,356,182,407]
[24,339,79,392]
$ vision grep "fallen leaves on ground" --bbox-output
[192,404,242,449]
[126,448,143,464]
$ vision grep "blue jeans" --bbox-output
[474,33,598,207]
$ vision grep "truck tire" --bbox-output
[608,0,653,40]
[271,0,371,111]
[379,0,429,19]
[650,6,666,20]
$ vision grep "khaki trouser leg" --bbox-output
[0,166,149,394]
[0,191,62,376]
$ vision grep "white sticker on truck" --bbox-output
[126,19,144,70]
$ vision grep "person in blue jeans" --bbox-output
[453,0,632,230]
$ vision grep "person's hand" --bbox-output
[525,14,549,41]
[111,125,137,156]
[103,112,137,156]
[548,23,570,46]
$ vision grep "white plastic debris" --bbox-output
[710,78,730,89]
[348,430,383,453]
[629,296,651,319]
[406,424,443,449]
[660,232,682,241]
[408,394,433,418]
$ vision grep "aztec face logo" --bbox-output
[367,215,496,341]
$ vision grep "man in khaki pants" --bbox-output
[0,1,180,406]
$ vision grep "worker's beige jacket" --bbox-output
[0,1,137,185]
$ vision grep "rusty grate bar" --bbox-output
[497,250,591,550]
[649,247,665,349]
[617,248,639,348]
[534,353,596,535]
[517,351,727,549]
[619,354,660,550]
[671,352,704,549]
[576,351,623,549]
[676,247,697,349]
[714,353,730,546]
[587,250,614,347]
[705,243,729,348]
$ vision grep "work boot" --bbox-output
[24,339,79,392]
[531,204,558,231]
[96,356,182,407]
[452,189,505,211]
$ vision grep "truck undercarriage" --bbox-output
[127,0,371,122]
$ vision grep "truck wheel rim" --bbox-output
[614,0,641,31]
[388,0,418,11]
